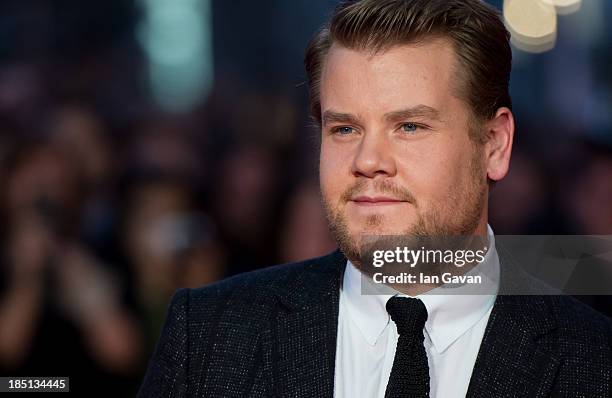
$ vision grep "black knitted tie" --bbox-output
[384,296,430,398]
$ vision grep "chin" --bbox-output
[348,223,408,237]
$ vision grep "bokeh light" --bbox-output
[504,0,583,53]
[541,0,582,15]
[137,0,213,113]
[504,0,557,53]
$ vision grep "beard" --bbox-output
[321,145,488,265]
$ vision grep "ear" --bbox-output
[484,107,514,182]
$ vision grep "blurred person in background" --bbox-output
[565,143,612,235]
[117,116,228,352]
[0,142,143,394]
[122,176,226,352]
[488,150,563,234]
[279,179,336,262]
[47,104,121,257]
[562,142,612,319]
[211,144,282,273]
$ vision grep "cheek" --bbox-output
[319,141,350,201]
[396,141,470,203]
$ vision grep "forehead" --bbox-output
[320,38,462,118]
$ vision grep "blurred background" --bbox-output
[0,0,610,395]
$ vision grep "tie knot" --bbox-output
[386,296,428,337]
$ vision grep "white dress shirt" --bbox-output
[333,226,500,398]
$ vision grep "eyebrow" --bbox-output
[383,105,442,124]
[321,104,441,127]
[321,111,363,128]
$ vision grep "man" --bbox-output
[139,0,612,397]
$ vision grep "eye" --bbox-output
[401,122,418,133]
[332,126,355,135]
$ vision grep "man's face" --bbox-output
[319,38,489,261]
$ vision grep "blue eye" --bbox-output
[334,126,354,135]
[402,123,418,133]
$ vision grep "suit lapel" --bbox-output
[467,245,561,398]
[466,294,561,398]
[270,250,346,397]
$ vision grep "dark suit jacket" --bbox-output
[139,249,612,397]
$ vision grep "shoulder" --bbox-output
[545,295,612,351]
[170,249,345,318]
[139,253,344,397]
[548,294,612,332]
[542,295,612,385]
[192,251,338,299]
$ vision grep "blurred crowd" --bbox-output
[0,97,338,393]
[0,0,610,396]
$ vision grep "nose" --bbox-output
[351,130,397,178]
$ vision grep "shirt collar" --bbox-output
[341,224,499,353]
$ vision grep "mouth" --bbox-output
[350,196,408,206]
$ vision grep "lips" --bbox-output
[350,196,407,205]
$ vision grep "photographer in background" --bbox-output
[0,141,142,393]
